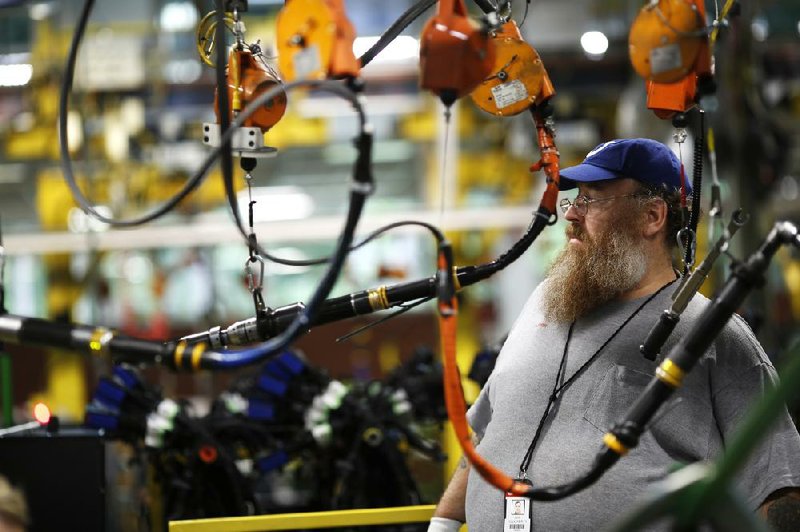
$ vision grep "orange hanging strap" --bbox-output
[529,108,561,214]
[433,61,560,500]
[437,250,531,497]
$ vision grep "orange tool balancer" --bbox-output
[419,0,496,107]
[215,46,287,131]
[470,19,554,117]
[629,0,712,119]
[275,0,360,81]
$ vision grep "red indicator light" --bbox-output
[198,445,218,463]
[33,402,51,425]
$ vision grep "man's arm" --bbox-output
[432,431,482,525]
[758,487,800,531]
[433,456,470,522]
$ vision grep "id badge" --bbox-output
[503,479,532,532]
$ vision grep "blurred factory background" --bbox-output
[0,0,798,530]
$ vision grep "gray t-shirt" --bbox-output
[465,283,800,531]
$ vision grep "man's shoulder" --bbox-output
[685,290,712,310]
[685,292,760,339]
[516,281,548,319]
[684,292,772,368]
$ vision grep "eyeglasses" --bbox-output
[559,193,648,216]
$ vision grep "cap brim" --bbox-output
[558,163,622,190]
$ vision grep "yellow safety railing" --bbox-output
[169,504,436,531]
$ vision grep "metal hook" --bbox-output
[232,7,246,50]
[244,256,266,294]
[497,0,513,22]
[245,255,268,314]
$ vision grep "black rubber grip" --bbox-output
[640,311,680,361]
[19,318,75,347]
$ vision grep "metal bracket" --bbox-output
[202,123,278,158]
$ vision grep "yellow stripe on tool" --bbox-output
[169,504,436,531]
[191,343,206,371]
[89,328,110,355]
[603,433,629,456]
[656,359,685,388]
[367,287,389,311]
[174,341,187,369]
[378,285,389,309]
[452,266,461,290]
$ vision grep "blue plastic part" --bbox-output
[113,365,140,389]
[257,374,288,397]
[257,450,289,472]
[278,351,305,375]
[247,399,275,421]
[91,395,122,412]
[95,379,126,406]
[88,398,120,415]
[85,411,119,431]
[264,359,291,381]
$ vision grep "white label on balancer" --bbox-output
[649,43,683,75]
[491,79,529,109]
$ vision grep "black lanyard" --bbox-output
[517,280,676,479]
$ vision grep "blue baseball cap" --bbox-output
[559,138,691,196]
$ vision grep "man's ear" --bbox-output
[642,198,668,240]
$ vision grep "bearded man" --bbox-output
[428,139,800,532]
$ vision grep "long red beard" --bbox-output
[542,211,648,323]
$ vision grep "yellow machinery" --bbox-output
[169,505,436,531]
